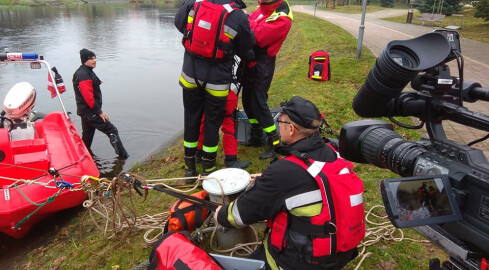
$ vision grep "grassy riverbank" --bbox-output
[16,12,447,270]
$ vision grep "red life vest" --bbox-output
[184,0,239,59]
[148,231,222,270]
[268,151,365,262]
[164,190,210,233]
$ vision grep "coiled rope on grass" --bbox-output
[81,172,261,244]
[81,172,208,241]
[353,205,430,270]
[82,173,430,269]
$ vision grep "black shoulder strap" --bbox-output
[152,185,219,211]
[289,150,312,166]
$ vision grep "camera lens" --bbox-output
[360,127,426,176]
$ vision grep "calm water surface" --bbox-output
[0,3,184,267]
[0,3,185,177]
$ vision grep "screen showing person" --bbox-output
[381,175,462,228]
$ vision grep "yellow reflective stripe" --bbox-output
[183,140,198,148]
[223,25,237,39]
[202,145,218,153]
[263,124,276,133]
[181,72,230,92]
[289,202,322,217]
[206,88,229,97]
[224,32,234,39]
[249,118,259,124]
[314,57,326,61]
[227,201,242,228]
[204,165,216,172]
[263,235,280,270]
[312,75,322,79]
[266,0,293,22]
[180,75,197,89]
[187,16,193,24]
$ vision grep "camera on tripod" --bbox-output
[338,30,489,269]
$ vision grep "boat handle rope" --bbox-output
[0,161,95,189]
[12,188,64,230]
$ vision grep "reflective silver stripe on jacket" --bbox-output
[223,25,237,39]
[285,190,322,210]
[287,160,331,217]
[231,198,247,227]
[223,3,234,12]
[180,71,230,91]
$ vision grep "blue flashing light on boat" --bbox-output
[0,53,39,61]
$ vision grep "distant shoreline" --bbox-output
[0,0,178,7]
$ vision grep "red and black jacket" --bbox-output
[72,64,103,116]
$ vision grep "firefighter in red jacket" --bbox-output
[241,0,293,159]
[72,48,128,159]
[174,0,255,176]
[215,96,362,270]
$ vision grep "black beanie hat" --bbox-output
[80,48,96,64]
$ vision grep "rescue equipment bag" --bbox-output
[164,190,210,233]
[308,50,331,81]
[268,150,365,264]
[184,0,239,59]
[148,231,223,270]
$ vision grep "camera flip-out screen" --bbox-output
[381,175,462,228]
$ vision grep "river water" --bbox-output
[0,3,184,267]
[0,2,184,177]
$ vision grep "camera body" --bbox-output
[339,30,489,268]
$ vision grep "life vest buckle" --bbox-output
[325,222,337,235]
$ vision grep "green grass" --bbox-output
[16,12,447,270]
[383,8,489,43]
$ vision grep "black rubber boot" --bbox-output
[184,156,197,178]
[109,133,129,159]
[259,131,280,160]
[225,155,251,169]
[241,124,265,147]
[202,158,217,176]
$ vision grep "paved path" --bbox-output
[292,6,489,157]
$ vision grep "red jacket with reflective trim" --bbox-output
[248,0,292,57]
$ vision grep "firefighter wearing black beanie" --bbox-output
[80,48,96,64]
[73,48,129,159]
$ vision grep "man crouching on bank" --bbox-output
[214,96,365,270]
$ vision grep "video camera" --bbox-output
[338,30,489,270]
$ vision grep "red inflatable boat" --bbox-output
[0,53,99,238]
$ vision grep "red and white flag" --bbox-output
[47,66,66,98]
